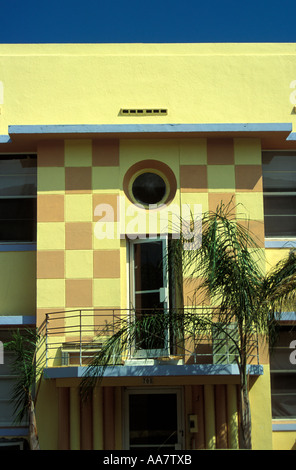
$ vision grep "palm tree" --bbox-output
[80,201,296,450]
[175,201,296,449]
[5,328,44,450]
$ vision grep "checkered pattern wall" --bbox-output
[36,139,122,339]
[180,137,265,306]
[36,137,264,330]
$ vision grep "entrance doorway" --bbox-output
[124,388,184,450]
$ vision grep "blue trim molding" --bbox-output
[0,244,36,252]
[0,427,28,436]
[0,316,36,326]
[7,122,293,136]
[272,422,296,431]
[279,312,296,321]
[286,132,296,141]
[265,239,296,249]
[44,363,263,379]
[0,135,11,143]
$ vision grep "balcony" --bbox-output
[43,308,263,379]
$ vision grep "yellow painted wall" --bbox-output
[36,379,59,450]
[0,251,36,315]
[35,135,272,450]
[273,432,296,451]
[265,248,292,272]
[0,44,295,133]
[249,365,273,450]
[1,43,293,450]
[265,248,296,450]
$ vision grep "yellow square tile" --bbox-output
[37,279,65,308]
[235,193,264,220]
[37,167,65,192]
[179,139,207,165]
[65,194,93,222]
[180,192,209,213]
[65,250,93,279]
[93,278,121,307]
[93,222,121,249]
[37,222,65,250]
[234,138,261,165]
[92,167,119,191]
[207,165,236,192]
[64,139,92,167]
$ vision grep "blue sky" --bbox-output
[1,0,296,43]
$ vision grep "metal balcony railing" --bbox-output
[44,308,260,368]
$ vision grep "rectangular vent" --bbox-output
[120,108,168,116]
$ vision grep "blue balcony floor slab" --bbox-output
[44,363,263,379]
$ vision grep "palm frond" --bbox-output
[80,311,172,399]
[79,200,296,450]
[4,328,44,423]
[265,250,296,314]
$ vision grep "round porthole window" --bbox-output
[131,171,167,206]
[123,160,177,209]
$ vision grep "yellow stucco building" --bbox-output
[0,43,295,451]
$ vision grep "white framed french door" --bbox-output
[123,387,184,450]
[129,237,169,358]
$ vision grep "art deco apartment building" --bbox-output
[0,44,295,450]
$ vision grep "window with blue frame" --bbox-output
[270,325,296,419]
[262,151,296,238]
[0,155,37,242]
[0,329,29,428]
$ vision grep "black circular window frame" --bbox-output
[131,171,167,206]
[123,160,177,209]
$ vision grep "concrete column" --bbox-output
[70,387,80,450]
[93,387,104,450]
[227,384,239,449]
[114,387,122,450]
[58,387,70,450]
[103,386,115,450]
[191,385,205,449]
[204,384,216,449]
[215,384,228,449]
[81,392,93,450]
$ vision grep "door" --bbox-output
[124,388,184,450]
[130,238,169,357]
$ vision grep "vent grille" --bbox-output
[120,108,168,116]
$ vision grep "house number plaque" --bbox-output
[143,377,153,384]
